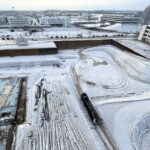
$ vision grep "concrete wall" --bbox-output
[0,39,146,58]
[55,39,112,49]
[6,78,27,150]
[0,48,57,57]
[54,39,146,59]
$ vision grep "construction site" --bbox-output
[0,36,149,150]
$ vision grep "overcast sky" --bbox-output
[0,0,149,10]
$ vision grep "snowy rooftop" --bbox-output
[0,41,56,51]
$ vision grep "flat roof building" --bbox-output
[8,16,30,27]
[101,14,140,24]
[40,16,69,27]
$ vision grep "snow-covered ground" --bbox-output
[116,39,150,59]
[0,43,150,149]
[100,23,141,33]
[31,27,124,39]
[0,125,11,150]
[70,45,150,150]
[79,23,110,29]
[12,75,105,150]
[96,98,150,150]
[0,55,61,69]
[0,29,26,38]
[73,45,150,99]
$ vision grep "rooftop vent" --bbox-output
[15,35,28,46]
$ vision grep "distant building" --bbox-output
[138,25,150,44]
[40,16,69,27]
[0,16,8,25]
[141,5,150,25]
[73,20,97,25]
[8,16,31,27]
[101,14,124,23]
[101,14,140,24]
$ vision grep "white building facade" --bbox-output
[101,14,140,24]
[40,16,69,27]
[138,25,150,44]
[8,16,31,27]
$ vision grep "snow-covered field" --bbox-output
[0,43,150,149]
[70,45,150,150]
[74,45,150,98]
[12,75,105,150]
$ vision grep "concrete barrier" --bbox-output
[0,47,58,57]
[54,39,147,59]
[0,38,146,58]
[6,78,27,150]
[55,39,112,49]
